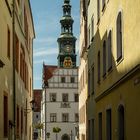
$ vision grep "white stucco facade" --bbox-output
[41,68,79,140]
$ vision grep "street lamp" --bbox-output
[24,100,35,114]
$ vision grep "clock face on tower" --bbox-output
[64,44,73,53]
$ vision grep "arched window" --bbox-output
[108,31,112,71]
[103,41,106,77]
[116,12,122,61]
[98,51,101,83]
[118,105,125,140]
[62,134,70,140]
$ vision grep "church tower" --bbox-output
[57,0,77,68]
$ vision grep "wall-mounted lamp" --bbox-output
[24,100,35,114]
[0,59,5,68]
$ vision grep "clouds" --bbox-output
[31,0,80,88]
[34,47,58,57]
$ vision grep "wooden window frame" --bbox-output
[7,26,11,59]
[3,94,8,137]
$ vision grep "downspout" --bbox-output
[45,85,47,140]
[12,0,16,139]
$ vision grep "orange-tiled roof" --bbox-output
[34,89,42,112]
[43,64,57,87]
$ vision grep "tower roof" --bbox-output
[64,0,70,4]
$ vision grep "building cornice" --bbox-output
[95,64,140,102]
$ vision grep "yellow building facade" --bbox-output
[87,0,140,140]
[0,0,35,139]
[79,1,88,140]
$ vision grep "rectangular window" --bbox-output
[7,27,10,59]
[103,41,106,77]
[88,120,90,140]
[61,77,66,83]
[4,95,8,137]
[88,25,91,46]
[92,67,94,94]
[70,77,75,83]
[99,113,102,140]
[106,109,112,140]
[98,51,101,83]
[75,113,79,122]
[108,31,112,71]
[30,78,31,97]
[21,109,23,134]
[91,119,95,140]
[62,93,68,102]
[24,8,28,47]
[50,113,57,122]
[25,99,27,135]
[62,113,69,122]
[50,93,56,102]
[15,34,19,72]
[102,0,105,11]
[74,94,79,102]
[117,12,122,62]
[97,0,100,22]
[91,16,94,40]
[88,71,91,95]
[16,106,19,136]
[16,106,19,137]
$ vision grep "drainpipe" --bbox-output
[44,85,47,140]
[12,0,16,139]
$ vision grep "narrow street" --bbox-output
[0,0,140,140]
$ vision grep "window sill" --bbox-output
[116,56,124,66]
[97,18,100,26]
[107,66,113,75]
[102,4,106,13]
[102,73,106,80]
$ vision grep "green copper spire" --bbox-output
[64,0,70,4]
[57,0,77,68]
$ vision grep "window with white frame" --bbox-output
[50,93,56,102]
[50,113,57,122]
[75,113,79,122]
[62,93,68,102]
[116,12,123,62]
[62,113,69,122]
[103,40,106,77]
[107,30,112,71]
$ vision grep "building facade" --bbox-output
[0,0,35,139]
[42,66,79,140]
[33,89,42,140]
[86,0,140,140]
[41,0,79,140]
[79,1,88,140]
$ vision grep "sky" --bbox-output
[30,0,80,89]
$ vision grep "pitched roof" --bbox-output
[43,64,57,87]
[33,89,42,112]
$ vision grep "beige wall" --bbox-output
[0,0,35,139]
[86,0,140,140]
[79,1,88,140]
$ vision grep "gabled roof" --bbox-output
[33,89,42,112]
[43,64,57,87]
